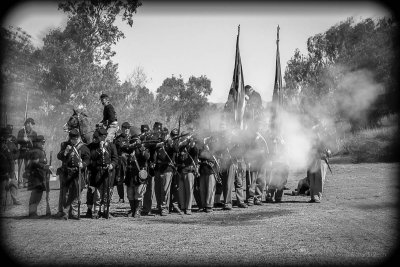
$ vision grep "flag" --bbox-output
[227,25,246,129]
[271,25,283,133]
[272,25,283,105]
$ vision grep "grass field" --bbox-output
[1,162,399,266]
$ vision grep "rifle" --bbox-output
[324,158,333,174]
[45,151,52,216]
[72,146,83,219]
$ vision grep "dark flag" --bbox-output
[272,25,283,105]
[271,25,282,133]
[225,25,246,129]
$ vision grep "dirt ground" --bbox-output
[1,162,399,266]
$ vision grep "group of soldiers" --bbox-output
[0,87,331,219]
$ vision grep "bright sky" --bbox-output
[3,1,390,103]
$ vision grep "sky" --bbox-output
[2,1,390,103]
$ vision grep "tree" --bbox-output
[156,75,213,126]
[58,0,142,63]
[283,16,398,129]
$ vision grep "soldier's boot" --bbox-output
[133,200,142,218]
[85,207,93,218]
[129,200,136,218]
[28,204,39,218]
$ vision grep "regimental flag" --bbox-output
[271,25,283,134]
[272,25,283,106]
[228,25,246,129]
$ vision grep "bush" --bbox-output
[339,125,398,163]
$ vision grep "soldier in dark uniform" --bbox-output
[198,135,220,213]
[175,130,198,215]
[3,125,21,205]
[140,123,159,216]
[154,125,178,216]
[168,128,183,215]
[124,130,151,217]
[244,85,263,131]
[89,128,118,219]
[99,93,119,143]
[215,129,248,210]
[1,129,16,210]
[17,118,37,188]
[114,122,131,203]
[25,135,50,218]
[57,129,90,219]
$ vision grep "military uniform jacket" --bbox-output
[0,145,14,181]
[114,132,131,156]
[198,145,219,176]
[57,141,90,171]
[7,139,19,161]
[155,141,178,173]
[175,144,198,173]
[17,128,37,151]
[124,145,150,186]
[102,104,117,126]
[89,142,118,184]
[26,147,48,191]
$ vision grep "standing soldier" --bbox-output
[26,135,50,218]
[140,123,160,216]
[17,118,37,188]
[99,93,119,143]
[114,122,132,203]
[198,135,220,213]
[124,130,150,217]
[57,129,90,220]
[216,129,248,210]
[89,128,118,219]
[154,126,178,216]
[176,131,199,215]
[244,85,263,131]
[168,128,183,215]
[1,129,16,210]
[307,125,330,203]
[4,125,21,205]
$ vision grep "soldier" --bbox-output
[57,129,90,219]
[89,128,118,218]
[265,135,289,203]
[198,135,220,213]
[17,118,37,188]
[124,130,151,217]
[99,93,119,143]
[1,129,15,210]
[176,130,199,215]
[244,85,263,131]
[3,125,21,205]
[245,130,269,206]
[25,135,50,218]
[307,127,330,203]
[154,125,178,216]
[168,128,183,215]
[114,122,132,203]
[216,129,248,210]
[140,123,160,216]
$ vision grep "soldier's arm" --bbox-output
[80,146,91,169]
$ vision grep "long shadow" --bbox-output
[142,209,294,226]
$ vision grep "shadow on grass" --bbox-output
[143,209,294,226]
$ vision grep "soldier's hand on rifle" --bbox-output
[64,145,72,155]
[78,162,83,168]
[107,164,113,171]
[167,138,173,146]
[23,136,29,142]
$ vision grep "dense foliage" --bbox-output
[283,17,398,131]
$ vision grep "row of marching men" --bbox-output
[54,119,292,220]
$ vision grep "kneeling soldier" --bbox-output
[57,129,90,219]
